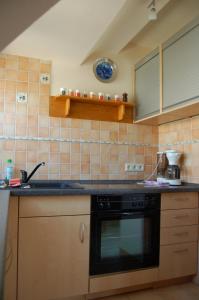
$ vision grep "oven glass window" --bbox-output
[101,218,151,260]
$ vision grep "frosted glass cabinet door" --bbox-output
[135,49,160,120]
[163,17,199,109]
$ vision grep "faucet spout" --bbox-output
[21,162,45,183]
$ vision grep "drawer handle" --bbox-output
[173,248,189,254]
[174,232,189,236]
[174,214,189,219]
[174,198,188,201]
[79,223,86,243]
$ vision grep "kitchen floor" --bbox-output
[100,283,199,300]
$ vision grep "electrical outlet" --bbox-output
[125,163,136,172]
[125,163,144,172]
[40,73,50,84]
[16,92,28,103]
[135,164,144,172]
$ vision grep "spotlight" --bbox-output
[148,0,157,21]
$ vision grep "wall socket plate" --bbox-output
[16,92,28,103]
[125,163,144,172]
[40,73,50,84]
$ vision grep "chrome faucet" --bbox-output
[20,162,45,183]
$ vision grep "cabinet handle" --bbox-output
[174,231,189,236]
[173,248,189,254]
[79,223,86,243]
[174,214,188,219]
[174,198,187,201]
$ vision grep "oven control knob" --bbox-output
[106,201,111,209]
[98,201,104,209]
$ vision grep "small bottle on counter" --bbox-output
[106,94,111,101]
[68,89,74,96]
[114,95,120,101]
[5,159,14,181]
[89,92,95,99]
[83,91,87,98]
[122,92,128,102]
[60,87,68,95]
[98,92,104,101]
[75,89,80,97]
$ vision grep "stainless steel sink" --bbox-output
[26,182,84,189]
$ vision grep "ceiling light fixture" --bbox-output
[148,0,157,21]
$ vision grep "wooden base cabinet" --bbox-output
[18,215,90,300]
[158,192,199,282]
[3,197,18,300]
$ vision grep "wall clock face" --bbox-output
[93,58,117,83]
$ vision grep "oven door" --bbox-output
[90,210,160,275]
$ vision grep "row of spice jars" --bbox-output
[60,88,128,102]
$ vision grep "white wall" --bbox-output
[51,53,133,100]
[50,46,151,101]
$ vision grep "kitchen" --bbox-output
[0,0,199,299]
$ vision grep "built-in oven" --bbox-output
[90,193,160,276]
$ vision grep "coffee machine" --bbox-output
[166,150,181,186]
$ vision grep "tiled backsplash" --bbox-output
[0,53,158,180]
[159,116,199,183]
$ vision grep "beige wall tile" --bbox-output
[0,53,160,180]
[18,57,29,71]
[5,55,18,70]
[18,70,28,82]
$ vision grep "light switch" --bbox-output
[40,73,50,84]
[16,92,28,103]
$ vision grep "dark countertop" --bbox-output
[6,180,199,196]
[0,190,10,299]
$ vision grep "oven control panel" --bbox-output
[91,194,160,211]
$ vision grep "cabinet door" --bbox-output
[135,48,160,120]
[163,17,199,109]
[18,215,90,300]
[3,197,18,300]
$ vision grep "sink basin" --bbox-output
[26,182,83,189]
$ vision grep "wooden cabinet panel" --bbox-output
[161,192,198,210]
[18,215,90,300]
[160,225,198,245]
[135,48,160,120]
[163,17,199,109]
[158,242,198,280]
[161,209,198,227]
[19,195,90,217]
[3,197,18,300]
[89,268,158,293]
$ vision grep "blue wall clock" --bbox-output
[93,58,117,83]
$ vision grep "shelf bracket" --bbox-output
[65,98,71,116]
[118,104,125,121]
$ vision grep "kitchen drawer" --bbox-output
[160,225,198,245]
[161,192,198,210]
[89,268,158,293]
[19,195,90,217]
[161,209,198,227]
[158,242,198,280]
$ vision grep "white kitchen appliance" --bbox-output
[166,150,181,185]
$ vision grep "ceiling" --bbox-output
[0,0,59,51]
[2,0,199,64]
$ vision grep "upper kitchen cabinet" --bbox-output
[163,17,199,110]
[135,16,199,125]
[134,48,160,121]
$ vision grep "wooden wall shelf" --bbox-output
[49,96,133,123]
